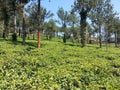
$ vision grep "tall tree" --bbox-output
[103,0,116,50]
[0,0,10,39]
[113,17,120,47]
[86,23,93,44]
[44,19,56,40]
[90,0,116,49]
[37,0,53,48]
[18,0,30,45]
[89,0,105,48]
[68,10,79,43]
[74,0,99,47]
[10,0,18,41]
[57,8,69,43]
[37,0,41,48]
[26,1,53,47]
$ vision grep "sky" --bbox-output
[41,0,74,20]
[41,0,120,20]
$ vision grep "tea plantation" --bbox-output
[0,38,120,90]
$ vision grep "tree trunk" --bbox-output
[115,31,117,47]
[63,33,66,43]
[89,33,92,44]
[19,27,21,37]
[80,9,87,47]
[3,25,7,40]
[117,31,120,47]
[27,33,30,39]
[12,11,17,42]
[38,31,40,48]
[33,34,35,40]
[14,12,17,33]
[37,0,41,48]
[99,24,102,48]
[106,29,108,51]
[22,5,26,45]
[3,7,8,40]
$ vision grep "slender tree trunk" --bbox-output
[46,32,48,40]
[22,5,26,45]
[63,33,66,43]
[33,34,35,40]
[89,33,92,44]
[117,31,120,47]
[37,0,41,48]
[3,24,7,40]
[38,31,40,47]
[12,10,17,42]
[57,31,59,37]
[108,32,111,44]
[106,29,108,51]
[115,31,117,47]
[63,24,67,43]
[3,7,8,40]
[72,26,75,44]
[27,33,30,39]
[19,27,21,37]
[96,32,99,45]
[99,24,102,48]
[14,12,17,33]
[22,16,26,45]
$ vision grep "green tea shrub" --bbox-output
[0,39,120,89]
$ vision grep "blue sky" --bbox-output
[111,0,120,14]
[41,0,74,20]
[41,0,120,20]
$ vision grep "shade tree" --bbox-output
[57,7,69,43]
[73,0,99,47]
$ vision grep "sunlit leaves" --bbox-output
[0,39,120,89]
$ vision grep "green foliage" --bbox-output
[0,38,120,89]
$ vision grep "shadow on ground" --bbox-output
[64,43,80,47]
[5,39,47,48]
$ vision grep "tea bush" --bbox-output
[0,39,120,89]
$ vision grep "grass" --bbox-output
[0,38,120,90]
